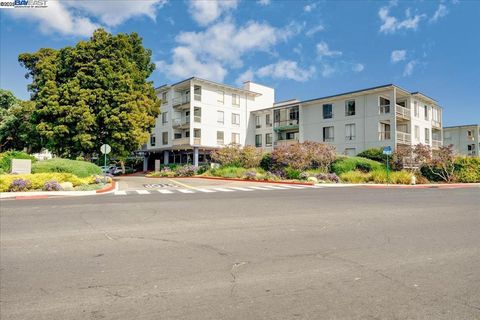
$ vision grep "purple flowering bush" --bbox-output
[316,173,340,183]
[43,180,63,191]
[244,170,257,180]
[175,165,198,177]
[8,178,32,192]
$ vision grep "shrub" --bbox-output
[454,157,480,183]
[0,173,92,192]
[271,141,336,171]
[244,170,257,180]
[0,151,36,173]
[211,144,242,167]
[43,180,63,191]
[259,153,273,171]
[331,157,384,175]
[357,148,387,163]
[240,145,263,168]
[390,171,414,184]
[284,167,301,180]
[8,178,32,192]
[209,166,247,178]
[32,158,101,178]
[339,171,370,183]
[299,172,310,180]
[316,173,340,183]
[263,171,281,181]
[175,165,198,177]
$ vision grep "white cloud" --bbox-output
[257,0,271,5]
[305,24,325,37]
[379,3,426,34]
[391,50,407,63]
[235,69,255,85]
[430,4,448,23]
[321,63,335,77]
[403,60,417,76]
[8,1,99,37]
[156,47,227,82]
[352,63,365,72]
[188,0,238,26]
[304,3,317,12]
[255,60,316,82]
[316,41,342,58]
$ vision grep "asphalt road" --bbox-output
[1,185,479,319]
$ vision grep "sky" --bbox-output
[1,0,479,126]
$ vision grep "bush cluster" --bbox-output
[356,148,388,163]
[0,173,101,192]
[271,141,336,172]
[211,144,263,168]
[32,158,102,178]
[339,170,413,184]
[331,156,384,175]
[146,164,208,178]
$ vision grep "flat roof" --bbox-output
[443,124,479,129]
[155,77,261,96]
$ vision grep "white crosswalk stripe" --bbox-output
[136,190,150,195]
[196,188,217,193]
[114,190,127,195]
[157,189,173,194]
[229,187,254,191]
[211,187,235,192]
[249,186,275,190]
[278,185,306,189]
[177,189,195,193]
[262,185,289,190]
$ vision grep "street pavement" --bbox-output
[1,179,479,319]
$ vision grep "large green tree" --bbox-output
[18,29,160,165]
[0,89,41,152]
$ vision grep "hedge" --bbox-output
[331,156,384,175]
[32,158,102,178]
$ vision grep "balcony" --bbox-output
[432,140,442,149]
[172,116,190,129]
[378,131,391,141]
[172,138,190,146]
[432,119,441,129]
[395,105,411,120]
[193,138,201,145]
[273,119,299,132]
[274,139,298,148]
[172,96,190,109]
[396,131,411,145]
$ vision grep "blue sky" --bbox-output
[1,0,479,126]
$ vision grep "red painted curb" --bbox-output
[15,195,50,200]
[96,181,116,193]
[362,184,477,189]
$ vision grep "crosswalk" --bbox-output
[113,184,323,196]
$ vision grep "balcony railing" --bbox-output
[172,138,190,146]
[172,116,190,128]
[395,105,411,119]
[323,138,334,142]
[432,119,441,129]
[172,96,190,107]
[379,104,391,114]
[432,140,442,149]
[273,119,299,132]
[194,93,201,101]
[396,131,411,144]
[193,138,201,145]
[379,131,391,141]
[274,139,298,147]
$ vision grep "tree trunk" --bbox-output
[120,160,126,174]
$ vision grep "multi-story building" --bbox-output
[252,84,443,155]
[443,124,479,156]
[143,77,274,168]
[143,80,443,169]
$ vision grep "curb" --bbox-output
[96,180,116,193]
[145,175,315,186]
[359,183,480,189]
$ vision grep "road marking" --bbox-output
[262,185,288,190]
[168,179,197,190]
[212,187,235,192]
[278,185,306,189]
[196,188,217,193]
[114,191,127,195]
[249,186,274,190]
[227,187,253,191]
[157,189,173,194]
[136,190,150,195]
[177,189,195,193]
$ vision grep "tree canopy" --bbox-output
[18,29,160,159]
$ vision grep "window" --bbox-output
[266,114,272,127]
[231,133,240,144]
[323,104,333,119]
[150,134,156,146]
[379,97,390,114]
[468,144,475,155]
[467,130,474,139]
[194,85,202,101]
[345,100,355,116]
[185,130,190,138]
[266,133,272,146]
[414,101,419,117]
[323,126,334,142]
[345,124,356,141]
[231,113,240,126]
[424,105,429,120]
[162,132,168,145]
[414,126,420,141]
[194,107,201,123]
[174,133,182,139]
[379,122,391,140]
[289,106,299,120]
[161,92,168,104]
[232,93,240,106]
[162,112,168,124]
[217,111,224,124]
[255,115,261,128]
[286,132,297,140]
[217,131,224,144]
[255,134,262,147]
[425,128,430,144]
[194,128,201,138]
[217,90,224,103]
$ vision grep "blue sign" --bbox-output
[383,146,392,155]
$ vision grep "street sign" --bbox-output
[383,146,392,155]
[100,144,111,154]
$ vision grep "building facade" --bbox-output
[443,124,479,156]
[252,84,443,155]
[143,80,444,169]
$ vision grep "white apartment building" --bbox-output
[143,79,443,169]
[251,84,443,156]
[143,77,274,168]
[443,124,479,156]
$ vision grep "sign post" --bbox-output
[383,146,392,185]
[100,144,111,183]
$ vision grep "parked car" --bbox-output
[100,166,121,175]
